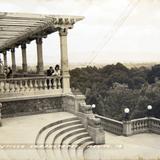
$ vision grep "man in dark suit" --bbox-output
[46,66,54,89]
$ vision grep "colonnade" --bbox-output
[0,28,70,93]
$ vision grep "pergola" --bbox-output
[0,12,84,96]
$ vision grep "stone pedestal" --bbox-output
[87,125,105,144]
[74,95,86,113]
[123,121,132,136]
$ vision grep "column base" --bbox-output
[22,64,27,73]
[12,65,16,73]
[36,64,44,75]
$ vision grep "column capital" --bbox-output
[59,28,68,36]
[21,43,26,49]
[11,48,15,53]
[36,37,43,45]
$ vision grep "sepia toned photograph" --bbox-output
[0,0,160,160]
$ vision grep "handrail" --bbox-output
[95,114,123,135]
[95,114,123,124]
[0,75,62,81]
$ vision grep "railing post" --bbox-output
[0,103,2,126]
[123,120,132,136]
[148,117,152,132]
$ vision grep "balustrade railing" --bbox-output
[96,115,123,135]
[131,117,149,134]
[149,117,160,134]
[96,115,160,136]
[0,76,62,98]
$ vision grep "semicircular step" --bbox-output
[60,132,90,160]
[45,124,84,160]
[76,141,95,160]
[68,137,93,160]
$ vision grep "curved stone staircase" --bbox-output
[35,116,94,160]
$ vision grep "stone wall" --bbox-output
[1,96,63,118]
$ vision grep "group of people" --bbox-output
[46,64,61,89]
[4,66,12,78]
[46,64,61,77]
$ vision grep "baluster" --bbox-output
[3,80,7,93]
[38,79,43,90]
[29,79,33,91]
[57,77,61,89]
[9,79,13,93]
[24,79,28,91]
[14,80,18,92]
[43,78,47,90]
[34,79,38,90]
[19,80,23,92]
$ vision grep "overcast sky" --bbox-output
[0,0,160,66]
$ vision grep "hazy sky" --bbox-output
[0,0,160,66]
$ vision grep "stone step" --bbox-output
[52,128,87,160]
[60,132,90,160]
[76,141,95,160]
[44,120,81,145]
[35,117,79,144]
[55,128,86,145]
[36,119,81,145]
[35,118,81,160]
[44,124,84,160]
[69,137,93,160]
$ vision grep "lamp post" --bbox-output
[91,104,96,113]
[123,107,132,136]
[124,108,130,121]
[147,105,152,117]
[92,104,96,109]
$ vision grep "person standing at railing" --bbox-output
[7,67,12,79]
[53,64,61,88]
[53,64,61,76]
[46,66,54,89]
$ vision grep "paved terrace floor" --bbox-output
[0,112,160,160]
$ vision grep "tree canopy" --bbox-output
[70,63,160,120]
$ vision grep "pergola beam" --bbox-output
[0,12,84,52]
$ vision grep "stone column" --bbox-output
[123,121,132,136]
[36,37,44,75]
[21,43,27,73]
[59,28,71,93]
[11,48,16,73]
[3,51,7,69]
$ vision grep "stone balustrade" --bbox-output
[148,117,160,134]
[96,115,123,135]
[131,117,149,134]
[96,115,160,136]
[0,76,62,99]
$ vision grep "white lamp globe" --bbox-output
[92,104,96,108]
[147,105,152,110]
[124,108,130,114]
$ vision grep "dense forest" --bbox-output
[70,63,160,120]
